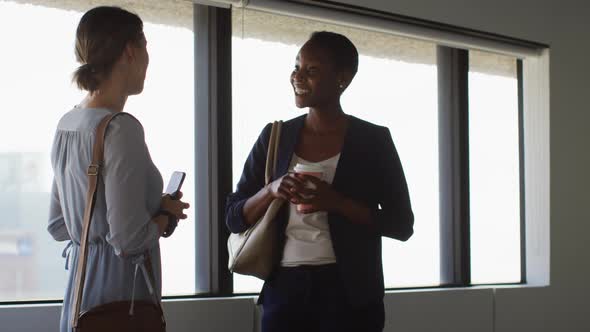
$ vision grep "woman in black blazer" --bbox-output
[226,31,414,332]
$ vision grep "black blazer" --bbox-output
[226,114,414,305]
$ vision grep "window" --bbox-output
[0,0,536,304]
[0,0,196,301]
[230,8,526,293]
[469,50,521,284]
[231,8,440,293]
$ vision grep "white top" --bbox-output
[281,153,341,267]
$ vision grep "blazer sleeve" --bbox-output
[225,123,273,233]
[373,127,414,241]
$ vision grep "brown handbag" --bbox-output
[71,112,166,332]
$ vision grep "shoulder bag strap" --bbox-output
[265,121,283,185]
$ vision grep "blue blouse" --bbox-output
[48,107,163,332]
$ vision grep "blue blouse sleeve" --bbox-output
[225,123,273,233]
[374,127,414,241]
[47,179,70,241]
[102,114,160,256]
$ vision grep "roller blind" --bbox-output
[196,0,545,58]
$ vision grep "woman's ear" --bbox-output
[337,71,354,90]
[123,42,136,63]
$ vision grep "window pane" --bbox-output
[0,1,197,301]
[469,50,521,284]
[231,8,440,293]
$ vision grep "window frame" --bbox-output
[194,3,234,296]
[0,0,549,305]
[437,46,471,286]
[224,12,530,294]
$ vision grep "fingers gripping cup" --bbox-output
[293,163,324,212]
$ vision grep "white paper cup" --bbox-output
[293,163,323,212]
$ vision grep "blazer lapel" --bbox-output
[331,115,357,193]
[275,115,306,179]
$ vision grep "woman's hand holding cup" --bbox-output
[288,163,343,214]
[267,163,344,213]
[268,173,307,202]
[292,174,343,214]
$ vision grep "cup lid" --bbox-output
[294,163,323,173]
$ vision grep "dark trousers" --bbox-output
[261,264,385,332]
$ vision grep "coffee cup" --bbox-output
[293,163,323,212]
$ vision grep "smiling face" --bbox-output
[290,41,345,109]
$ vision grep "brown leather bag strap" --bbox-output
[71,112,119,329]
[264,121,282,185]
[71,112,164,328]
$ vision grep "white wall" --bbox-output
[0,290,497,332]
[332,0,590,331]
[3,0,589,331]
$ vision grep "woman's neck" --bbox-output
[80,76,128,113]
[306,104,347,135]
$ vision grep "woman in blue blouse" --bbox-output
[226,31,414,332]
[48,7,189,332]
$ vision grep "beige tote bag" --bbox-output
[227,121,284,280]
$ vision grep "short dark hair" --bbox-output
[308,31,359,76]
[72,6,144,92]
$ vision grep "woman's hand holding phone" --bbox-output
[156,171,190,237]
[156,193,190,237]
[161,192,190,220]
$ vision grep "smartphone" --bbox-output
[164,171,186,199]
